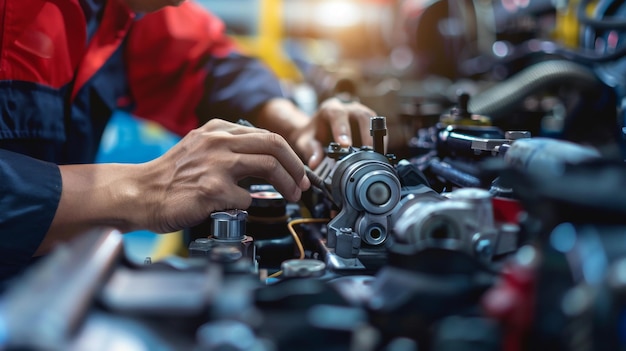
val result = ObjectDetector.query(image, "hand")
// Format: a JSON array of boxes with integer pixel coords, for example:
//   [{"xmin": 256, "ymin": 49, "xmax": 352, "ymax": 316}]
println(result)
[
  {"xmin": 257, "ymin": 98, "xmax": 377, "ymax": 170},
  {"xmin": 138, "ymin": 119, "xmax": 310, "ymax": 233}
]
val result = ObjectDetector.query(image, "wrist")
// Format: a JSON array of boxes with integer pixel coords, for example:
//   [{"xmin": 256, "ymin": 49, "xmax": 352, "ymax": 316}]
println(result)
[{"xmin": 256, "ymin": 98, "xmax": 309, "ymax": 146}]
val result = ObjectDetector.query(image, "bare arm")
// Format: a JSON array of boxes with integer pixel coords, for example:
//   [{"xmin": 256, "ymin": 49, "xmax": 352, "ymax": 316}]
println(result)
[{"xmin": 36, "ymin": 119, "xmax": 310, "ymax": 254}]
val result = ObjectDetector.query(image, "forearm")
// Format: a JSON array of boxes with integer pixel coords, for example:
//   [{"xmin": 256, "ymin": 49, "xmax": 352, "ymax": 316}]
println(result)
[
  {"xmin": 36, "ymin": 163, "xmax": 147, "ymax": 255},
  {"xmin": 256, "ymin": 98, "xmax": 310, "ymax": 146}
]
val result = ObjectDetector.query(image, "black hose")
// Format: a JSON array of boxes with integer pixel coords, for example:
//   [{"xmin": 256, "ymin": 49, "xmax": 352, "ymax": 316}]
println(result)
[
  {"xmin": 554, "ymin": 43, "xmax": 626, "ymax": 63},
  {"xmin": 577, "ymin": 0, "xmax": 626, "ymax": 30},
  {"xmin": 468, "ymin": 60, "xmax": 600, "ymax": 120}
]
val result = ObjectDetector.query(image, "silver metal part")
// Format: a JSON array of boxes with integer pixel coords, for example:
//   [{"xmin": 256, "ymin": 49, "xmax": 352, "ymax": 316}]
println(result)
[
  {"xmin": 469, "ymin": 130, "xmax": 531, "ymax": 154},
  {"xmin": 393, "ymin": 188, "xmax": 518, "ymax": 261},
  {"xmin": 211, "ymin": 210, "xmax": 248, "ymax": 241},
  {"xmin": 504, "ymin": 130, "xmax": 531, "ymax": 140},
  {"xmin": 282, "ymin": 259, "xmax": 326, "ymax": 278},
  {"xmin": 470, "ymin": 137, "xmax": 511, "ymax": 154},
  {"xmin": 335, "ymin": 227, "xmax": 361, "ymax": 258},
  {"xmin": 446, "ymin": 188, "xmax": 495, "ymax": 231},
  {"xmin": 327, "ymin": 150, "xmax": 401, "ymax": 247}
]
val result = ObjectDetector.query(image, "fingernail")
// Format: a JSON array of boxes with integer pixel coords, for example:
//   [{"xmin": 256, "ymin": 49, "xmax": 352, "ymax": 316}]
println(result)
[
  {"xmin": 291, "ymin": 188, "xmax": 302, "ymax": 202},
  {"xmin": 338, "ymin": 134, "xmax": 351, "ymax": 146},
  {"xmin": 300, "ymin": 174, "xmax": 311, "ymax": 190},
  {"xmin": 308, "ymin": 152, "xmax": 319, "ymax": 166}
]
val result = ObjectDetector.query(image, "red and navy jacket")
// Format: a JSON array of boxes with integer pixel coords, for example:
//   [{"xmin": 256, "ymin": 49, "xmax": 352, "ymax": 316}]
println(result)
[{"xmin": 0, "ymin": 0, "xmax": 284, "ymax": 283}]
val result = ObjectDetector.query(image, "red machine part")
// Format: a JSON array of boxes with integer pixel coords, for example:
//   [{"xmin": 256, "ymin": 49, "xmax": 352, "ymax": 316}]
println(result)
[{"xmin": 482, "ymin": 248, "xmax": 537, "ymax": 351}]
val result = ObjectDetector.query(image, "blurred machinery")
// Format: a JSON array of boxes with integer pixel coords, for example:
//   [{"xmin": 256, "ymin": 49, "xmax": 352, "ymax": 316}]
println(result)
[{"xmin": 4, "ymin": 0, "xmax": 626, "ymax": 350}]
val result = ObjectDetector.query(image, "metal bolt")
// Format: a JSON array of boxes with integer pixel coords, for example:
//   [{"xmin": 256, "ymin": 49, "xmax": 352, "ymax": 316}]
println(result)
[
  {"xmin": 505, "ymin": 131, "xmax": 531, "ymax": 140},
  {"xmin": 475, "ymin": 239, "xmax": 493, "ymax": 259},
  {"xmin": 330, "ymin": 142, "xmax": 341, "ymax": 151}
]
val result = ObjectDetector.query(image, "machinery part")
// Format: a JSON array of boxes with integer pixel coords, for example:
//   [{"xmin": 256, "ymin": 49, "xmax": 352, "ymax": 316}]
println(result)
[
  {"xmin": 393, "ymin": 188, "xmax": 517, "ymax": 260},
  {"xmin": 468, "ymin": 60, "xmax": 601, "ymax": 119},
  {"xmin": 189, "ymin": 210, "xmax": 256, "ymax": 274},
  {"xmin": 246, "ymin": 185, "xmax": 296, "ymax": 268},
  {"xmin": 427, "ymin": 159, "xmax": 482, "ymax": 188},
  {"xmin": 326, "ymin": 276, "xmax": 376, "ymax": 306},
  {"xmin": 0, "ymin": 228, "xmax": 124, "ymax": 349},
  {"xmin": 197, "ymin": 320, "xmax": 265, "ymax": 351},
  {"xmin": 334, "ymin": 227, "xmax": 361, "ymax": 259},
  {"xmin": 211, "ymin": 210, "xmax": 247, "ymax": 241},
  {"xmin": 503, "ymin": 137, "xmax": 601, "ymax": 175},
  {"xmin": 281, "ymin": 259, "xmax": 326, "ymax": 278},
  {"xmin": 101, "ymin": 266, "xmax": 220, "ymax": 315},
  {"xmin": 577, "ymin": 0, "xmax": 626, "ymax": 30},
  {"xmin": 439, "ymin": 92, "xmax": 491, "ymax": 127},
  {"xmin": 437, "ymin": 125, "xmax": 506, "ymax": 159},
  {"xmin": 327, "ymin": 149, "xmax": 401, "ymax": 248},
  {"xmin": 370, "ymin": 116, "xmax": 387, "ymax": 155}
]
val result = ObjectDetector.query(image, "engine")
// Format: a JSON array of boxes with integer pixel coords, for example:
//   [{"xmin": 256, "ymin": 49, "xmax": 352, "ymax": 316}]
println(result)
[{"xmin": 3, "ymin": 1, "xmax": 626, "ymax": 350}]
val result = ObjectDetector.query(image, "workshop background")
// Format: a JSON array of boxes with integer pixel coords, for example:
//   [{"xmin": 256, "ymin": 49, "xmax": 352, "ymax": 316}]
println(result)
[
  {"xmin": 5, "ymin": 1, "xmax": 626, "ymax": 350},
  {"xmin": 107, "ymin": 0, "xmax": 626, "ymax": 263}
]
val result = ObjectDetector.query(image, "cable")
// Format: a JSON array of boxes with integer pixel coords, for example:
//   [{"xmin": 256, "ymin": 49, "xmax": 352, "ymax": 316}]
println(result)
[
  {"xmin": 266, "ymin": 218, "xmax": 330, "ymax": 280},
  {"xmin": 305, "ymin": 166, "xmax": 339, "ymax": 208},
  {"xmin": 554, "ymin": 43, "xmax": 626, "ymax": 63},
  {"xmin": 577, "ymin": 0, "xmax": 626, "ymax": 30},
  {"xmin": 287, "ymin": 218, "xmax": 330, "ymax": 259},
  {"xmin": 267, "ymin": 270, "xmax": 283, "ymax": 279}
]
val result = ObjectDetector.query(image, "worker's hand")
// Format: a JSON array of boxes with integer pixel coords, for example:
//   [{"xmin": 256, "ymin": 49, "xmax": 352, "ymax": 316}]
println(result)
[
  {"xmin": 291, "ymin": 98, "xmax": 377, "ymax": 169},
  {"xmin": 255, "ymin": 97, "xmax": 378, "ymax": 169},
  {"xmin": 138, "ymin": 119, "xmax": 310, "ymax": 233}
]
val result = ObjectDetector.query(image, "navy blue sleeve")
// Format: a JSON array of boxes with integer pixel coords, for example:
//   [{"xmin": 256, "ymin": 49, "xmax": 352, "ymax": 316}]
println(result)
[
  {"xmin": 196, "ymin": 53, "xmax": 285, "ymax": 125},
  {"xmin": 0, "ymin": 149, "xmax": 61, "ymax": 281}
]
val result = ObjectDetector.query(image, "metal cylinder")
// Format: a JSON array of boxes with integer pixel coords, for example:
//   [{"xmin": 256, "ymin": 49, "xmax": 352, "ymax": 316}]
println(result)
[
  {"xmin": 211, "ymin": 210, "xmax": 248, "ymax": 241},
  {"xmin": 370, "ymin": 116, "xmax": 387, "ymax": 155}
]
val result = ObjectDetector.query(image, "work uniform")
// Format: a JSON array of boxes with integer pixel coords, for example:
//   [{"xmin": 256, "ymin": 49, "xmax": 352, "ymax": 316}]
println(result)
[{"xmin": 0, "ymin": 0, "xmax": 283, "ymax": 282}]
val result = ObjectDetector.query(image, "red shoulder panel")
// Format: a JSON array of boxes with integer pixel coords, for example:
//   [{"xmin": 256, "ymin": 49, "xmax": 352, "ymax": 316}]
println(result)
[
  {"xmin": 0, "ymin": 0, "xmax": 85, "ymax": 88},
  {"xmin": 125, "ymin": 1, "xmax": 237, "ymax": 136},
  {"xmin": 71, "ymin": 0, "xmax": 134, "ymax": 99}
]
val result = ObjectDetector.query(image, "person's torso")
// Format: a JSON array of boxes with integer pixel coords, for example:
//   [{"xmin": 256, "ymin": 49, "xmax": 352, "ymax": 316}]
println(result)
[{"xmin": 0, "ymin": 0, "xmax": 133, "ymax": 164}]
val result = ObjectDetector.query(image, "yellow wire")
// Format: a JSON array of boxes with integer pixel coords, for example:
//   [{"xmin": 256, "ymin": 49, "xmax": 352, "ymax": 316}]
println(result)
[
  {"xmin": 287, "ymin": 218, "xmax": 330, "ymax": 259},
  {"xmin": 267, "ymin": 270, "xmax": 283, "ymax": 279},
  {"xmin": 266, "ymin": 218, "xmax": 329, "ymax": 280}
]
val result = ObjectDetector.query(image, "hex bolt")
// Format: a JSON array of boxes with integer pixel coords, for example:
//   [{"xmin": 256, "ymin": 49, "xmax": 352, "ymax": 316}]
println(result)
[{"xmin": 475, "ymin": 239, "xmax": 493, "ymax": 260}]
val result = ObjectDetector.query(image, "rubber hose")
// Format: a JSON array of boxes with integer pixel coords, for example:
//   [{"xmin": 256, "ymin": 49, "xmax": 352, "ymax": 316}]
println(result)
[{"xmin": 468, "ymin": 60, "xmax": 600, "ymax": 120}]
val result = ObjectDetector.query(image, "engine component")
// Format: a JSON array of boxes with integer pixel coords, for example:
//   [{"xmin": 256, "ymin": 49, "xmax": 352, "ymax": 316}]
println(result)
[
  {"xmin": 327, "ymin": 149, "xmax": 401, "ymax": 247},
  {"xmin": 393, "ymin": 188, "xmax": 518, "ymax": 261},
  {"xmin": 189, "ymin": 210, "xmax": 257, "ymax": 274},
  {"xmin": 281, "ymin": 259, "xmax": 326, "ymax": 279}
]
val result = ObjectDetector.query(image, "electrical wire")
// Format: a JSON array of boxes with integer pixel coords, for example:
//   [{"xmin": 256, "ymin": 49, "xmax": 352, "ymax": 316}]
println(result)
[
  {"xmin": 287, "ymin": 218, "xmax": 330, "ymax": 259},
  {"xmin": 267, "ymin": 270, "xmax": 283, "ymax": 279},
  {"xmin": 266, "ymin": 218, "xmax": 330, "ymax": 280}
]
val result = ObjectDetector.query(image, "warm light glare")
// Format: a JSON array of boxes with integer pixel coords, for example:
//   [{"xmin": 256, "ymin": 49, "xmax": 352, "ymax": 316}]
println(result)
[{"xmin": 314, "ymin": 1, "xmax": 362, "ymax": 28}]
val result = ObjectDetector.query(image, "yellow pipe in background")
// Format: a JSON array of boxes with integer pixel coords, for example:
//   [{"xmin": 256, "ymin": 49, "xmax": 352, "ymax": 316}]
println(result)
[
  {"xmin": 553, "ymin": 0, "xmax": 599, "ymax": 48},
  {"xmin": 255, "ymin": 0, "xmax": 302, "ymax": 80}
]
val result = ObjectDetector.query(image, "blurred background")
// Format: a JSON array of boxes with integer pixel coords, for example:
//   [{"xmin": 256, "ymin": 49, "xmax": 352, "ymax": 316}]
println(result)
[
  {"xmin": 106, "ymin": 0, "xmax": 626, "ymax": 261},
  {"xmin": 195, "ymin": 0, "xmax": 626, "ymax": 157}
]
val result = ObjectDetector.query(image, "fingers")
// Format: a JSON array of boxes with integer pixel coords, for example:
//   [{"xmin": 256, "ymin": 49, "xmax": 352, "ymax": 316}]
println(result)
[
  {"xmin": 318, "ymin": 98, "xmax": 377, "ymax": 148},
  {"xmin": 305, "ymin": 139, "xmax": 324, "ymax": 169},
  {"xmin": 319, "ymin": 99, "xmax": 352, "ymax": 147},
  {"xmin": 223, "ymin": 133, "xmax": 310, "ymax": 202}
]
